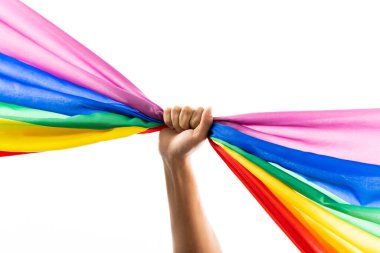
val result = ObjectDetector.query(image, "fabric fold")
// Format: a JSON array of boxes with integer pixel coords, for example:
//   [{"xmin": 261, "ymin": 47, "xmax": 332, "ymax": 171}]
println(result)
[{"xmin": 1, "ymin": 2, "xmax": 380, "ymax": 252}]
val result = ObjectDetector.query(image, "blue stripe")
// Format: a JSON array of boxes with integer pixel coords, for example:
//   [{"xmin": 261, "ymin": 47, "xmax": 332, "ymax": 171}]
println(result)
[
  {"xmin": 210, "ymin": 123, "xmax": 380, "ymax": 206},
  {"xmin": 0, "ymin": 52, "xmax": 161, "ymax": 123}
]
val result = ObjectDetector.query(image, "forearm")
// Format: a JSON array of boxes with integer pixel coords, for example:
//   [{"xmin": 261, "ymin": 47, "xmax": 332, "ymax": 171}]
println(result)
[{"xmin": 163, "ymin": 157, "xmax": 222, "ymax": 253}]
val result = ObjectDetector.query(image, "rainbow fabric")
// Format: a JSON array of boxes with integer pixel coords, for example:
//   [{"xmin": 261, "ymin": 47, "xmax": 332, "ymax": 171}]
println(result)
[{"xmin": 1, "ymin": 1, "xmax": 380, "ymax": 252}]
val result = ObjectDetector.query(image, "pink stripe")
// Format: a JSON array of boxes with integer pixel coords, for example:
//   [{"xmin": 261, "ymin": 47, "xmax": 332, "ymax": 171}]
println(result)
[
  {"xmin": 215, "ymin": 108, "xmax": 380, "ymax": 165},
  {"xmin": 0, "ymin": 0, "xmax": 162, "ymax": 120}
]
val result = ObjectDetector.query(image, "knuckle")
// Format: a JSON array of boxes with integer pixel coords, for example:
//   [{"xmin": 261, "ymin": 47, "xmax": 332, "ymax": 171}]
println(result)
[
  {"xmin": 173, "ymin": 106, "xmax": 181, "ymax": 112},
  {"xmin": 183, "ymin": 106, "xmax": 192, "ymax": 113},
  {"xmin": 196, "ymin": 106, "xmax": 204, "ymax": 112},
  {"xmin": 163, "ymin": 108, "xmax": 171, "ymax": 116}
]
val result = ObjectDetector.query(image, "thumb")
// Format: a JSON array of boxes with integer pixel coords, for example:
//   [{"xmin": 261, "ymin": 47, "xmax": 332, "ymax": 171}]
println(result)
[{"xmin": 193, "ymin": 106, "xmax": 213, "ymax": 141}]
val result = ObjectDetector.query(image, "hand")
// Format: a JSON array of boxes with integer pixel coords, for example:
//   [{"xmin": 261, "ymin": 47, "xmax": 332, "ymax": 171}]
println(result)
[
  {"xmin": 159, "ymin": 106, "xmax": 221, "ymax": 253},
  {"xmin": 159, "ymin": 106, "xmax": 213, "ymax": 162}
]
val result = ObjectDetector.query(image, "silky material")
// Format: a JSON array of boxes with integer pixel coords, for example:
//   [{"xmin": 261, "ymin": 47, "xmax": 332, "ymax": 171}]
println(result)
[
  {"xmin": 211, "ymin": 138, "xmax": 380, "ymax": 237},
  {"xmin": 0, "ymin": 151, "xmax": 30, "ymax": 157},
  {"xmin": 0, "ymin": 52, "xmax": 159, "ymax": 122},
  {"xmin": 0, "ymin": 118, "xmax": 147, "ymax": 152},
  {"xmin": 211, "ymin": 123, "xmax": 380, "ymax": 207},
  {"xmin": 210, "ymin": 139, "xmax": 347, "ymax": 252},
  {"xmin": 0, "ymin": 102, "xmax": 160, "ymax": 130},
  {"xmin": 215, "ymin": 141, "xmax": 380, "ymax": 252},
  {"xmin": 1, "ymin": 1, "xmax": 380, "ymax": 252},
  {"xmin": 210, "ymin": 140, "xmax": 350, "ymax": 253},
  {"xmin": 216, "ymin": 108, "xmax": 380, "ymax": 165},
  {"xmin": 209, "ymin": 140, "xmax": 326, "ymax": 253},
  {"xmin": 0, "ymin": 0, "xmax": 162, "ymax": 120}
]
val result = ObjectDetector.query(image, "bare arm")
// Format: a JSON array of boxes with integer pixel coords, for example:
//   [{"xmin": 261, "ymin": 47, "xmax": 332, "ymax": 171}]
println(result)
[{"xmin": 159, "ymin": 106, "xmax": 222, "ymax": 253}]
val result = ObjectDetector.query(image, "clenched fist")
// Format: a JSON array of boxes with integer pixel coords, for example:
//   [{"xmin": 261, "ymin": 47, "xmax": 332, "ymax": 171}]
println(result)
[{"xmin": 159, "ymin": 106, "xmax": 213, "ymax": 161}]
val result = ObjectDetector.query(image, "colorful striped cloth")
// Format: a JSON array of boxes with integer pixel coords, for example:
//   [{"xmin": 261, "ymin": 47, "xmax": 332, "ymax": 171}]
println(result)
[{"xmin": 1, "ymin": 1, "xmax": 380, "ymax": 252}]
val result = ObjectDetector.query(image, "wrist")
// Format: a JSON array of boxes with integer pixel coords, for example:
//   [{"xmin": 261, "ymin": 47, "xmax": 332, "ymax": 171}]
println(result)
[
  {"xmin": 161, "ymin": 154, "xmax": 189, "ymax": 168},
  {"xmin": 162, "ymin": 155, "xmax": 193, "ymax": 179}
]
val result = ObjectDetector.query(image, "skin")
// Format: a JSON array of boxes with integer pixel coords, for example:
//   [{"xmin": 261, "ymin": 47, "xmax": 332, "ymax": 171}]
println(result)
[{"xmin": 159, "ymin": 106, "xmax": 222, "ymax": 253}]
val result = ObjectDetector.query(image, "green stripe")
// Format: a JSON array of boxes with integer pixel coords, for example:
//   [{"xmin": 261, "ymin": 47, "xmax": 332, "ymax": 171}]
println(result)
[
  {"xmin": 321, "ymin": 205, "xmax": 380, "ymax": 237},
  {"xmin": 0, "ymin": 102, "xmax": 162, "ymax": 130},
  {"xmin": 269, "ymin": 162, "xmax": 349, "ymax": 204},
  {"xmin": 271, "ymin": 162, "xmax": 380, "ymax": 237},
  {"xmin": 211, "ymin": 137, "xmax": 380, "ymax": 237}
]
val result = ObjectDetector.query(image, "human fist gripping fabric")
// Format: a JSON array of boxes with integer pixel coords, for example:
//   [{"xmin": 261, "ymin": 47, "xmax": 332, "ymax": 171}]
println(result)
[
  {"xmin": 1, "ymin": 1, "xmax": 380, "ymax": 252},
  {"xmin": 159, "ymin": 106, "xmax": 213, "ymax": 159}
]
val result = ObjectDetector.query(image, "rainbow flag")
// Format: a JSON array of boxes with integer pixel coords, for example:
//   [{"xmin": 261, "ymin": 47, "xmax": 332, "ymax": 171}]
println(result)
[{"xmin": 1, "ymin": 1, "xmax": 380, "ymax": 252}]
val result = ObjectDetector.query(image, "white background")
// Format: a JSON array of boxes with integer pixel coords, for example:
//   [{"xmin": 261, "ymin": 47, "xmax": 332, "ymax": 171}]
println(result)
[{"xmin": 1, "ymin": 1, "xmax": 380, "ymax": 252}]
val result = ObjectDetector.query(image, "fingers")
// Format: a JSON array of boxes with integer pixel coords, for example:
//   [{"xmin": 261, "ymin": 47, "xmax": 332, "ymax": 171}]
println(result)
[
  {"xmin": 163, "ymin": 106, "xmax": 212, "ymax": 135},
  {"xmin": 179, "ymin": 106, "xmax": 193, "ymax": 130},
  {"xmin": 193, "ymin": 106, "xmax": 213, "ymax": 141},
  {"xmin": 171, "ymin": 106, "xmax": 182, "ymax": 132},
  {"xmin": 163, "ymin": 108, "xmax": 173, "ymax": 129},
  {"xmin": 190, "ymin": 107, "xmax": 204, "ymax": 129}
]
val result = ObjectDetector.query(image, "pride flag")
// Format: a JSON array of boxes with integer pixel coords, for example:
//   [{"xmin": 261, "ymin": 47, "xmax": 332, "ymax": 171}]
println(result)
[{"xmin": 1, "ymin": 1, "xmax": 380, "ymax": 251}]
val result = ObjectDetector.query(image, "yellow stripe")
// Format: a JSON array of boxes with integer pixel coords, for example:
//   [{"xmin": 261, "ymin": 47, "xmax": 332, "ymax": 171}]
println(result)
[
  {"xmin": 297, "ymin": 208, "xmax": 362, "ymax": 252},
  {"xmin": 216, "ymin": 142, "xmax": 380, "ymax": 252},
  {"xmin": 290, "ymin": 208, "xmax": 339, "ymax": 253},
  {"xmin": 0, "ymin": 118, "xmax": 146, "ymax": 152}
]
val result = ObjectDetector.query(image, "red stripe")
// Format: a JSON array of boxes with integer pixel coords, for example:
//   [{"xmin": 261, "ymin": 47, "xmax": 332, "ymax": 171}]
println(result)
[
  {"xmin": 138, "ymin": 125, "xmax": 166, "ymax": 134},
  {"xmin": 209, "ymin": 139, "xmax": 325, "ymax": 253},
  {"xmin": 0, "ymin": 151, "xmax": 31, "ymax": 157}
]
